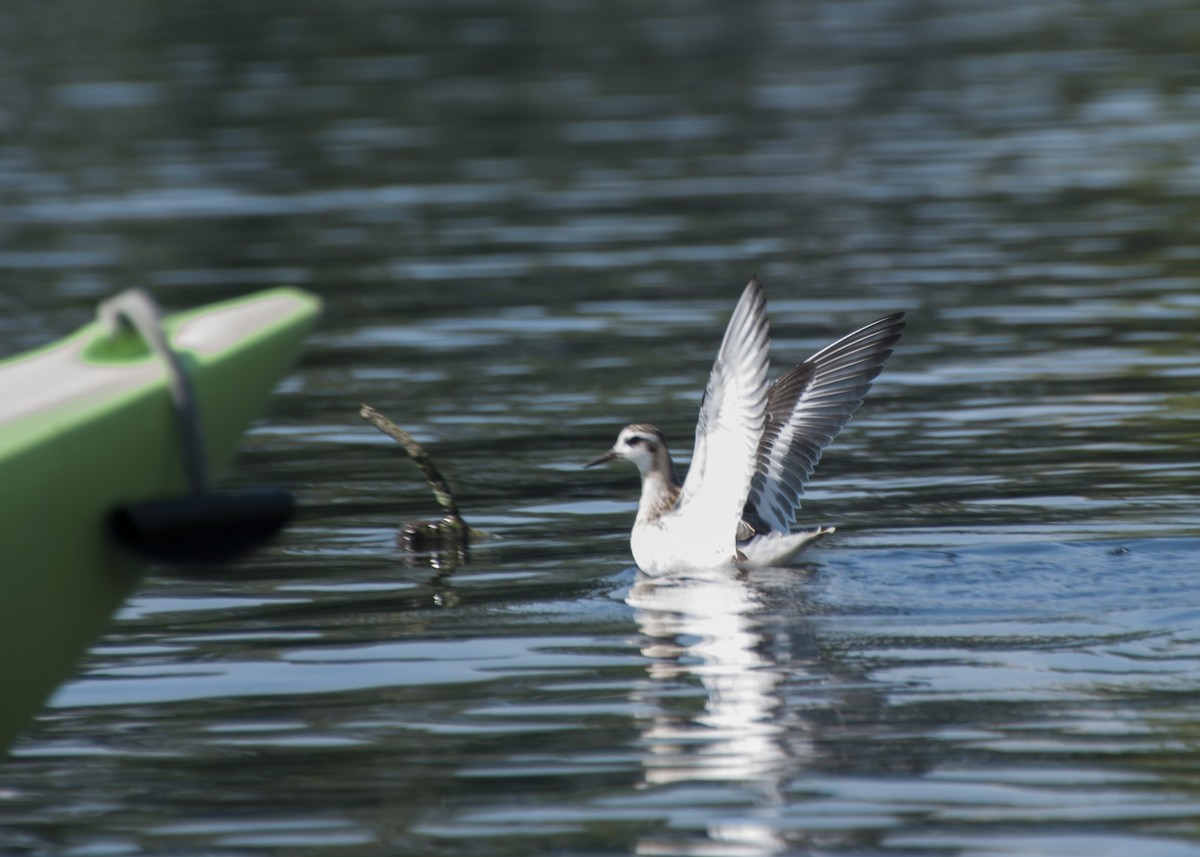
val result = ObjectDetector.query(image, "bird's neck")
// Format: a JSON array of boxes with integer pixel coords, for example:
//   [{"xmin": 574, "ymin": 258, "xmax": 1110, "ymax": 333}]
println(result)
[{"xmin": 637, "ymin": 455, "xmax": 680, "ymax": 523}]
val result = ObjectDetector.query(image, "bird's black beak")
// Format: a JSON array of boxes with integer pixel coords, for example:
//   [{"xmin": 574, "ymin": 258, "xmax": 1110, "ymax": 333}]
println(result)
[{"xmin": 583, "ymin": 450, "xmax": 617, "ymax": 469}]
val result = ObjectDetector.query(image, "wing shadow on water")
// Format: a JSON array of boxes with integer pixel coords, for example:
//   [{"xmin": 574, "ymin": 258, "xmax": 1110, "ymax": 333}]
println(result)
[{"xmin": 624, "ymin": 563, "xmax": 886, "ymax": 856}]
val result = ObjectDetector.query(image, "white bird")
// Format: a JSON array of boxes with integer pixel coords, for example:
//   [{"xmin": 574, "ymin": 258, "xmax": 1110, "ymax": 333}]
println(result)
[{"xmin": 586, "ymin": 277, "xmax": 904, "ymax": 573}]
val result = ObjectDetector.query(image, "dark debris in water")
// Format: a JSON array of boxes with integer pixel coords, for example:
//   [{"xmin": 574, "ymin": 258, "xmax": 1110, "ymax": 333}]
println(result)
[{"xmin": 360, "ymin": 403, "xmax": 490, "ymax": 571}]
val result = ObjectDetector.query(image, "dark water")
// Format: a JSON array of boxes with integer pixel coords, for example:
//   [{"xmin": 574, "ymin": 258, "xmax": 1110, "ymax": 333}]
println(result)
[{"xmin": 5, "ymin": 1, "xmax": 1200, "ymax": 854}]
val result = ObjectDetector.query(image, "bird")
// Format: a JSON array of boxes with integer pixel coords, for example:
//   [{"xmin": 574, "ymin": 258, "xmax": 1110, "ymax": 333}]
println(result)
[{"xmin": 585, "ymin": 277, "xmax": 904, "ymax": 573}]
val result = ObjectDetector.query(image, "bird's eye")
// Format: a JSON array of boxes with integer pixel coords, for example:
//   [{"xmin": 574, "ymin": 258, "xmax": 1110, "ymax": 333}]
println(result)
[{"xmin": 625, "ymin": 436, "xmax": 643, "ymax": 447}]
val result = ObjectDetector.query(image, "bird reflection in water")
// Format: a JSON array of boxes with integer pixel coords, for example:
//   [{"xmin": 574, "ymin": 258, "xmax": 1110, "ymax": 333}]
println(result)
[{"xmin": 627, "ymin": 564, "xmax": 824, "ymax": 856}]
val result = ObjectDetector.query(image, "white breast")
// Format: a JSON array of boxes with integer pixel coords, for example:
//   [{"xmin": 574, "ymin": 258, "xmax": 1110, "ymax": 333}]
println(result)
[{"xmin": 631, "ymin": 515, "xmax": 736, "ymax": 574}]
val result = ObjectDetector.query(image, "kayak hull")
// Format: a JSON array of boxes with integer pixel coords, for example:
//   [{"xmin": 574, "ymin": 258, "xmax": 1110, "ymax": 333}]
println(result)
[{"xmin": 0, "ymin": 287, "xmax": 320, "ymax": 751}]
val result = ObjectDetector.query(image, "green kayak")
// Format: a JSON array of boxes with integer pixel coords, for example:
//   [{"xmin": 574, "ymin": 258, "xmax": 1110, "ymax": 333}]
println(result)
[{"xmin": 0, "ymin": 287, "xmax": 320, "ymax": 751}]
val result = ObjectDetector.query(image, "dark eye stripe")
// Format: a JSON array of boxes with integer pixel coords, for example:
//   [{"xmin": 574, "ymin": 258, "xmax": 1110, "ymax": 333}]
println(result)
[{"xmin": 625, "ymin": 436, "xmax": 643, "ymax": 446}]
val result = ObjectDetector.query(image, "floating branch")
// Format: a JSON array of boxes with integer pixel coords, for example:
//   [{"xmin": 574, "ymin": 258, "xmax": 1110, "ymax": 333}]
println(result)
[
  {"xmin": 360, "ymin": 404, "xmax": 488, "ymax": 567},
  {"xmin": 361, "ymin": 404, "xmax": 461, "ymax": 519}
]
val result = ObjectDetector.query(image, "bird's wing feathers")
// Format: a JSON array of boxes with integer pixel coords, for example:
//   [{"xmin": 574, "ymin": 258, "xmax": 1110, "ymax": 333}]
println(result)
[
  {"xmin": 743, "ymin": 312, "xmax": 906, "ymax": 535},
  {"xmin": 676, "ymin": 278, "xmax": 771, "ymax": 547}
]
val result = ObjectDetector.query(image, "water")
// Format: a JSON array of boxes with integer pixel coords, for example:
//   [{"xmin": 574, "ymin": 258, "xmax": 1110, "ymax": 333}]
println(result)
[{"xmin": 4, "ymin": 0, "xmax": 1200, "ymax": 854}]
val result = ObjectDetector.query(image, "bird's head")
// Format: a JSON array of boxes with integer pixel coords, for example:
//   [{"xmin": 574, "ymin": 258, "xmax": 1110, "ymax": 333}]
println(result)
[{"xmin": 584, "ymin": 423, "xmax": 670, "ymax": 478}]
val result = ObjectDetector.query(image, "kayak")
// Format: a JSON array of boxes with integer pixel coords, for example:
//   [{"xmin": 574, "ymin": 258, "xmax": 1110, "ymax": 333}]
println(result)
[{"xmin": 0, "ymin": 287, "xmax": 320, "ymax": 751}]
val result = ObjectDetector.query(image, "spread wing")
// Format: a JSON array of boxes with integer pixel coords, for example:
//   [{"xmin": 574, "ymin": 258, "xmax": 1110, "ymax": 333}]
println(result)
[
  {"xmin": 742, "ymin": 312, "xmax": 906, "ymax": 535},
  {"xmin": 675, "ymin": 278, "xmax": 771, "ymax": 546}
]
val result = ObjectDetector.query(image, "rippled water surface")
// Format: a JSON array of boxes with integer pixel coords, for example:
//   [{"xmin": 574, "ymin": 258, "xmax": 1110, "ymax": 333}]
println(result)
[{"xmin": 4, "ymin": 1, "xmax": 1200, "ymax": 855}]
